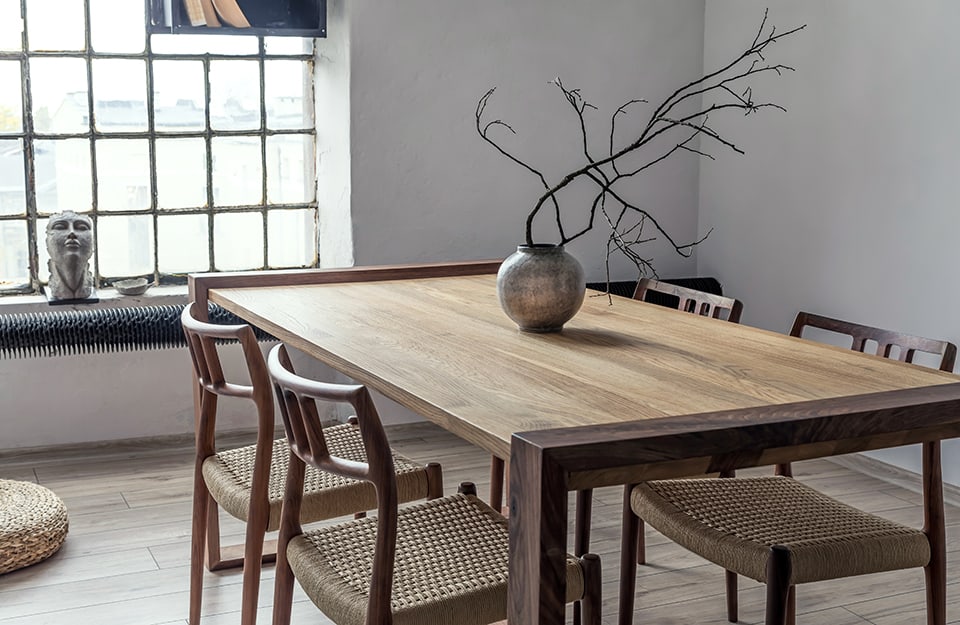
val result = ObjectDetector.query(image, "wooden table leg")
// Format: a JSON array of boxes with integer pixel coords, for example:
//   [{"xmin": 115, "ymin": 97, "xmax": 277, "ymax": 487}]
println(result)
[{"xmin": 508, "ymin": 438, "xmax": 568, "ymax": 625}]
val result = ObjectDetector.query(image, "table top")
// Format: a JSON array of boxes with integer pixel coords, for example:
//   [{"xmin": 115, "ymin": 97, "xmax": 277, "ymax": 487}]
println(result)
[{"xmin": 209, "ymin": 273, "xmax": 957, "ymax": 461}]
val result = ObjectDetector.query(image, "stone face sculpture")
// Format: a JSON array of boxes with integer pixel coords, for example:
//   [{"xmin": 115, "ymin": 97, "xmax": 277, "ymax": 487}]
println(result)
[{"xmin": 45, "ymin": 211, "xmax": 94, "ymax": 301}]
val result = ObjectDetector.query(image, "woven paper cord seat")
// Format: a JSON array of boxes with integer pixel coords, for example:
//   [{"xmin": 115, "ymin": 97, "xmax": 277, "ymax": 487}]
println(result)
[
  {"xmin": 0, "ymin": 479, "xmax": 69, "ymax": 575},
  {"xmin": 633, "ymin": 475, "xmax": 930, "ymax": 585},
  {"xmin": 203, "ymin": 424, "xmax": 428, "ymax": 531},
  {"xmin": 287, "ymin": 493, "xmax": 585, "ymax": 625}
]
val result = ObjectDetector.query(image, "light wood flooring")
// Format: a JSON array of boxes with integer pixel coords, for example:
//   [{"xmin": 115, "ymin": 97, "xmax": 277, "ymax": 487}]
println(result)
[{"xmin": 1, "ymin": 422, "xmax": 959, "ymax": 625}]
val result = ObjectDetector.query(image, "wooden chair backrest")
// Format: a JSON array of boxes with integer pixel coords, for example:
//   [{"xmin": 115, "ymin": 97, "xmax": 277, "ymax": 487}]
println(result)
[
  {"xmin": 633, "ymin": 278, "xmax": 743, "ymax": 323},
  {"xmin": 180, "ymin": 302, "xmax": 275, "ymax": 455},
  {"xmin": 790, "ymin": 311, "xmax": 957, "ymax": 372},
  {"xmin": 780, "ymin": 311, "xmax": 956, "ymax": 479},
  {"xmin": 267, "ymin": 343, "xmax": 399, "ymax": 623}
]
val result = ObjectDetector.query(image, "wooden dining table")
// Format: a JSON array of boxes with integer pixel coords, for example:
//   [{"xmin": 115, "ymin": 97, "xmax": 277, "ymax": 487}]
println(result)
[{"xmin": 189, "ymin": 260, "xmax": 960, "ymax": 625}]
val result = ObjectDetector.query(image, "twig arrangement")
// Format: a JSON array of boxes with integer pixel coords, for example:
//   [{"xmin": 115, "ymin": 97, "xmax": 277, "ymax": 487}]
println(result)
[{"xmin": 476, "ymin": 10, "xmax": 805, "ymax": 286}]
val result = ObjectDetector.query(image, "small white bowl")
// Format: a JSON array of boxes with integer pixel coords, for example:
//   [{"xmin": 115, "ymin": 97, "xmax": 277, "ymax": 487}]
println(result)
[{"xmin": 114, "ymin": 278, "xmax": 151, "ymax": 296}]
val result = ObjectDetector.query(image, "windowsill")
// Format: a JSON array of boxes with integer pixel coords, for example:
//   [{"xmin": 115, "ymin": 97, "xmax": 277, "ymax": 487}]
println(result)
[{"xmin": 0, "ymin": 285, "xmax": 189, "ymax": 314}]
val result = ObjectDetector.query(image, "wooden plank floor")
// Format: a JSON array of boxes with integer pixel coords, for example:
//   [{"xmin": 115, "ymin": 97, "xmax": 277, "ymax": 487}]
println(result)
[{"xmin": 1, "ymin": 422, "xmax": 958, "ymax": 624}]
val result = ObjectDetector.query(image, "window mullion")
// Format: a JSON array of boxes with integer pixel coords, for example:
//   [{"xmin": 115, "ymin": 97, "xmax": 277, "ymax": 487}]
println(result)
[
  {"xmin": 145, "ymin": 32, "xmax": 159, "ymax": 284},
  {"xmin": 83, "ymin": 0, "xmax": 100, "ymax": 289},
  {"xmin": 20, "ymin": 0, "xmax": 38, "ymax": 292}
]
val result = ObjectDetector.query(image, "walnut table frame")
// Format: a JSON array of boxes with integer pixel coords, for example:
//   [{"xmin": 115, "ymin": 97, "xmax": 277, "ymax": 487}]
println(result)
[{"xmin": 189, "ymin": 262, "xmax": 960, "ymax": 625}]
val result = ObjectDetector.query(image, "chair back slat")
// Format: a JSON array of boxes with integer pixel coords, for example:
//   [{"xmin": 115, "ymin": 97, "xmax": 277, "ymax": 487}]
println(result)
[{"xmin": 634, "ymin": 278, "xmax": 743, "ymax": 323}]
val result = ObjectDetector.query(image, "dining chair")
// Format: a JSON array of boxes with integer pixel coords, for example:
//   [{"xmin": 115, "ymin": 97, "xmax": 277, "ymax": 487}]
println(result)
[
  {"xmin": 620, "ymin": 312, "xmax": 956, "ymax": 625},
  {"xmin": 633, "ymin": 277, "xmax": 743, "ymax": 322},
  {"xmin": 267, "ymin": 343, "xmax": 603, "ymax": 625},
  {"xmin": 180, "ymin": 303, "xmax": 443, "ymax": 625}
]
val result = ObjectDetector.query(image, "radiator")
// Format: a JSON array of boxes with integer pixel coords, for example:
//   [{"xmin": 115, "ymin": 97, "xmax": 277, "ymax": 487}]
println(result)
[{"xmin": 0, "ymin": 304, "xmax": 275, "ymax": 359}]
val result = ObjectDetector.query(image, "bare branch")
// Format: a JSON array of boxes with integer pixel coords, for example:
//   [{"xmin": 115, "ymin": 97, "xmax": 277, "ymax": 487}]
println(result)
[{"xmin": 474, "ymin": 11, "xmax": 803, "ymax": 281}]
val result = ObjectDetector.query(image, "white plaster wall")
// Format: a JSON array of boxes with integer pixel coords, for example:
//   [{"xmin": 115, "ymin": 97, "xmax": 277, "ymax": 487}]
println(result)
[
  {"xmin": 344, "ymin": 0, "xmax": 706, "ymax": 283},
  {"xmin": 0, "ymin": 327, "xmax": 340, "ymax": 450},
  {"xmin": 699, "ymin": 1, "xmax": 960, "ymax": 484}
]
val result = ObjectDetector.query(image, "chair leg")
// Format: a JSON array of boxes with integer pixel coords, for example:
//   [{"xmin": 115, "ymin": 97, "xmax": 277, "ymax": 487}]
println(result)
[
  {"xmin": 238, "ymin": 496, "xmax": 271, "ymax": 625},
  {"xmin": 425, "ymin": 461, "xmax": 444, "ymax": 500},
  {"xmin": 189, "ymin": 470, "xmax": 210, "ymax": 625},
  {"xmin": 764, "ymin": 546, "xmax": 792, "ymax": 625},
  {"xmin": 636, "ymin": 516, "xmax": 646, "ymax": 565},
  {"xmin": 579, "ymin": 553, "xmax": 602, "ymax": 625},
  {"xmin": 575, "ymin": 489, "xmax": 593, "ymax": 555},
  {"xmin": 204, "ymin": 492, "xmax": 225, "ymax": 569},
  {"xmin": 925, "ymin": 541, "xmax": 947, "ymax": 625},
  {"xmin": 273, "ymin": 456, "xmax": 305, "ymax": 625},
  {"xmin": 490, "ymin": 455, "xmax": 504, "ymax": 512},
  {"xmin": 238, "ymin": 519, "xmax": 267, "ymax": 625},
  {"xmin": 573, "ymin": 489, "xmax": 593, "ymax": 625},
  {"xmin": 786, "ymin": 587, "xmax": 796, "ymax": 625},
  {"xmin": 272, "ymin": 547, "xmax": 296, "ymax": 625},
  {"xmin": 618, "ymin": 484, "xmax": 640, "ymax": 625},
  {"xmin": 725, "ymin": 569, "xmax": 738, "ymax": 622},
  {"xmin": 923, "ymin": 441, "xmax": 946, "ymax": 625}
]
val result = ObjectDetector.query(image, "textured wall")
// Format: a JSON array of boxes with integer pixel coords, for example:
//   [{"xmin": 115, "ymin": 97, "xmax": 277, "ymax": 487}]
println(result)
[{"xmin": 699, "ymin": 1, "xmax": 960, "ymax": 483}]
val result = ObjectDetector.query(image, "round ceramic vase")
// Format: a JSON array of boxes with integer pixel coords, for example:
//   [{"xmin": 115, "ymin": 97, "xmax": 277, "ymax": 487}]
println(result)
[{"xmin": 496, "ymin": 244, "xmax": 586, "ymax": 333}]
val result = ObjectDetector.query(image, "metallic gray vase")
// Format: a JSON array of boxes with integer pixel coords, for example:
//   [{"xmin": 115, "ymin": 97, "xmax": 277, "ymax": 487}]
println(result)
[{"xmin": 496, "ymin": 244, "xmax": 586, "ymax": 333}]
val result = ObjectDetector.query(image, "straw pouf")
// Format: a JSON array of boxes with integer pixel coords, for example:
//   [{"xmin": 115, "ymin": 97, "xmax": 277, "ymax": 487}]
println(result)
[{"xmin": 0, "ymin": 479, "xmax": 69, "ymax": 575}]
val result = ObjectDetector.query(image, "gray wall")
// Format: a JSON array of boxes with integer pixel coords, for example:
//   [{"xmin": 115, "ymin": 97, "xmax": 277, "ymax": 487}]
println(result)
[
  {"xmin": 699, "ymin": 1, "xmax": 960, "ymax": 483},
  {"xmin": 341, "ymin": 0, "xmax": 706, "ymax": 281}
]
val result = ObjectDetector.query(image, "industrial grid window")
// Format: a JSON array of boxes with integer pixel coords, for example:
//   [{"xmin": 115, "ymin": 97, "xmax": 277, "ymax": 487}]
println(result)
[{"xmin": 0, "ymin": 0, "xmax": 318, "ymax": 296}]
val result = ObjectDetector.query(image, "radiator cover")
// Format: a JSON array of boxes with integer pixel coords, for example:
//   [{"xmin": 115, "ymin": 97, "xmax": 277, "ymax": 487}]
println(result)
[{"xmin": 0, "ymin": 304, "xmax": 275, "ymax": 359}]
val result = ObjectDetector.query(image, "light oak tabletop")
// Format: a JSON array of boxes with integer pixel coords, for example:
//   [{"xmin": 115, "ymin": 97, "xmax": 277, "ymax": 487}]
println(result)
[{"xmin": 209, "ymin": 273, "xmax": 957, "ymax": 461}]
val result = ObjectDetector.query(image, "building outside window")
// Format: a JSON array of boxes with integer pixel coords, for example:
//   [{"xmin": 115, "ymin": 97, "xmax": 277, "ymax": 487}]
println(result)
[{"xmin": 0, "ymin": 0, "xmax": 318, "ymax": 295}]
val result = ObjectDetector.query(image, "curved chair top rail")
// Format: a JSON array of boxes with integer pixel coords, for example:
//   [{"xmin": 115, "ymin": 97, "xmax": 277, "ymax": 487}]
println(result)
[
  {"xmin": 790, "ymin": 311, "xmax": 957, "ymax": 372},
  {"xmin": 633, "ymin": 277, "xmax": 743, "ymax": 323},
  {"xmin": 180, "ymin": 301, "xmax": 269, "ymax": 402}
]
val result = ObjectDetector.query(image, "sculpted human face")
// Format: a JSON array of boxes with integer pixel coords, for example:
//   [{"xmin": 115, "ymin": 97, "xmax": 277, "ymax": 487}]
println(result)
[{"xmin": 46, "ymin": 212, "xmax": 93, "ymax": 262}]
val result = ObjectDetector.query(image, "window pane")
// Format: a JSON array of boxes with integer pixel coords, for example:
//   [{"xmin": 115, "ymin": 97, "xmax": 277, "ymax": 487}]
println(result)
[
  {"xmin": 151, "ymin": 34, "xmax": 257, "ymax": 56},
  {"xmin": 214, "ymin": 212, "xmax": 262, "ymax": 270},
  {"xmin": 98, "ymin": 214, "xmax": 154, "ymax": 276},
  {"xmin": 158, "ymin": 214, "xmax": 208, "ymax": 273},
  {"xmin": 265, "ymin": 60, "xmax": 312, "ymax": 130},
  {"xmin": 96, "ymin": 139, "xmax": 150, "ymax": 211},
  {"xmin": 35, "ymin": 139, "xmax": 92, "ymax": 215},
  {"xmin": 268, "ymin": 209, "xmax": 313, "ymax": 268},
  {"xmin": 264, "ymin": 38, "xmax": 311, "ymax": 56},
  {"xmin": 0, "ymin": 139, "xmax": 24, "ymax": 216},
  {"xmin": 266, "ymin": 134, "xmax": 314, "ymax": 204},
  {"xmin": 156, "ymin": 138, "xmax": 206, "ymax": 208},
  {"xmin": 93, "ymin": 59, "xmax": 148, "ymax": 132},
  {"xmin": 0, "ymin": 220, "xmax": 29, "ymax": 288},
  {"xmin": 90, "ymin": 0, "xmax": 144, "ymax": 53},
  {"xmin": 0, "ymin": 61, "xmax": 22, "ymax": 134},
  {"xmin": 153, "ymin": 60, "xmax": 205, "ymax": 132},
  {"xmin": 210, "ymin": 60, "xmax": 260, "ymax": 131},
  {"xmin": 0, "ymin": 4, "xmax": 23, "ymax": 52},
  {"xmin": 31, "ymin": 58, "xmax": 88, "ymax": 134},
  {"xmin": 212, "ymin": 136, "xmax": 262, "ymax": 206},
  {"xmin": 26, "ymin": 0, "xmax": 85, "ymax": 51}
]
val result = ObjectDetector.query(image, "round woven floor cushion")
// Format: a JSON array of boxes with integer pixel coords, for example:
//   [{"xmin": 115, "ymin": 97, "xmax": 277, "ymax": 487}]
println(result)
[{"xmin": 0, "ymin": 479, "xmax": 69, "ymax": 575}]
